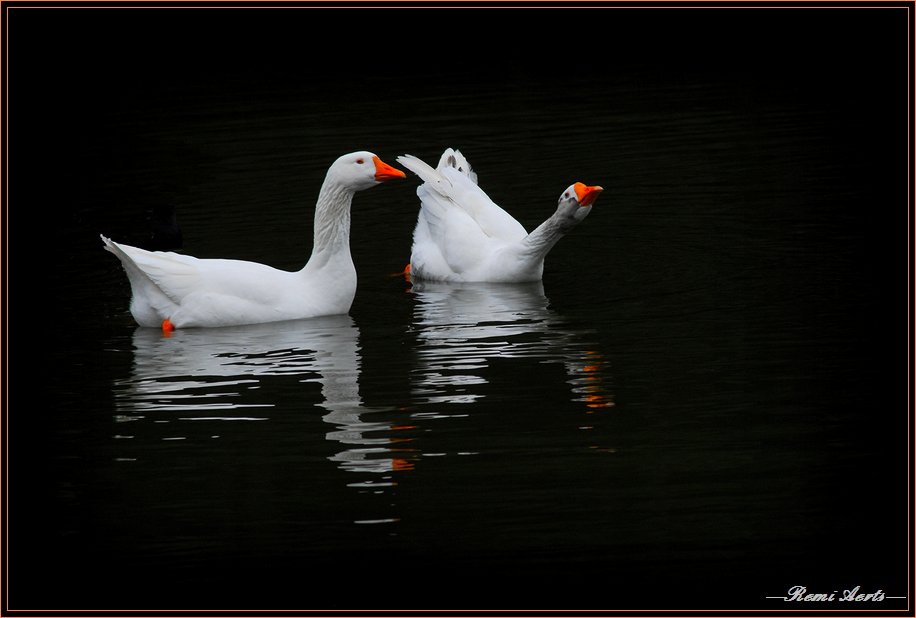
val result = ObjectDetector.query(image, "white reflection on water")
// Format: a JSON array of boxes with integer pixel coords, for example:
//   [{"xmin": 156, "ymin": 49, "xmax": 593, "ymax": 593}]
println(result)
[
  {"xmin": 409, "ymin": 281, "xmax": 614, "ymax": 411},
  {"xmin": 113, "ymin": 281, "xmax": 614, "ymax": 484},
  {"xmin": 114, "ymin": 316, "xmax": 407, "ymax": 476}
]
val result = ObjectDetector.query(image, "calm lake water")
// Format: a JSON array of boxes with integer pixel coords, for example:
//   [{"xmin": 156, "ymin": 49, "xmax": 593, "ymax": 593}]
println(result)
[{"xmin": 8, "ymin": 6, "xmax": 910, "ymax": 612}]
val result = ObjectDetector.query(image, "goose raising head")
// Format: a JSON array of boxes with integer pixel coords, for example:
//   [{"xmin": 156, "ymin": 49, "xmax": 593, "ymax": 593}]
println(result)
[
  {"xmin": 555, "ymin": 182, "xmax": 604, "ymax": 231},
  {"xmin": 398, "ymin": 148, "xmax": 605, "ymax": 283}
]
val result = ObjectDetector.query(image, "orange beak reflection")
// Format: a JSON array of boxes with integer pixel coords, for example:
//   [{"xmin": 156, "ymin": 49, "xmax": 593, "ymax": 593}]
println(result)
[{"xmin": 574, "ymin": 182, "xmax": 603, "ymax": 207}]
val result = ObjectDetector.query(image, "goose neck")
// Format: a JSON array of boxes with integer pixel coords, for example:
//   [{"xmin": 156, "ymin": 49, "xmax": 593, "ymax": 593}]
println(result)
[
  {"xmin": 309, "ymin": 179, "xmax": 355, "ymax": 264},
  {"xmin": 520, "ymin": 212, "xmax": 570, "ymax": 262}
]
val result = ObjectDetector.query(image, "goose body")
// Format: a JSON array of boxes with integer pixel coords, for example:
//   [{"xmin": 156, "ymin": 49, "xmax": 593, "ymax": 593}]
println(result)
[
  {"xmin": 397, "ymin": 149, "xmax": 602, "ymax": 283},
  {"xmin": 103, "ymin": 151, "xmax": 405, "ymax": 329}
]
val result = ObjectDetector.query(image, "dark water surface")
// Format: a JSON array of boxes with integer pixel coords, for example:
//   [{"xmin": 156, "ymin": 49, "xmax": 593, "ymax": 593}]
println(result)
[{"xmin": 7, "ymin": 5, "xmax": 911, "ymax": 612}]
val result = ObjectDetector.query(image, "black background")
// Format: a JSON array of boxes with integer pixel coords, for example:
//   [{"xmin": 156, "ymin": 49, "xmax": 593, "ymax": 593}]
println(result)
[{"xmin": 3, "ymin": 2, "xmax": 912, "ymax": 613}]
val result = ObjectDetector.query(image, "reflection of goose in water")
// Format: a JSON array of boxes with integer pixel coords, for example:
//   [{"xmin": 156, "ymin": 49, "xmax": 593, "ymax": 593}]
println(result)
[
  {"xmin": 409, "ymin": 281, "xmax": 614, "ymax": 411},
  {"xmin": 115, "ymin": 317, "xmax": 410, "ymax": 477}
]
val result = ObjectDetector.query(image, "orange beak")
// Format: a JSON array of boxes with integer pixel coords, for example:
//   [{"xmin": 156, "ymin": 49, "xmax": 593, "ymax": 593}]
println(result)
[
  {"xmin": 574, "ymin": 182, "xmax": 603, "ymax": 207},
  {"xmin": 373, "ymin": 155, "xmax": 407, "ymax": 181}
]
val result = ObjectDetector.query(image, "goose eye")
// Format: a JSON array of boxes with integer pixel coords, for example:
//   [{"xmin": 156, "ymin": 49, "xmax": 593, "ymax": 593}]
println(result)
[{"xmin": 356, "ymin": 158, "xmax": 364, "ymax": 164}]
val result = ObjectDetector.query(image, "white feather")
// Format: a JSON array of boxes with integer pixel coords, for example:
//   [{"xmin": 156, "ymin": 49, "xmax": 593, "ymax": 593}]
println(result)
[
  {"xmin": 400, "ymin": 149, "xmax": 600, "ymax": 283},
  {"xmin": 103, "ymin": 151, "xmax": 404, "ymax": 328}
]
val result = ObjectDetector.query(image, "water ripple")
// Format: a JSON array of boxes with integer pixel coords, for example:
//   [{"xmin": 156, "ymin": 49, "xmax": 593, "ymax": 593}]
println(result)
[{"xmin": 409, "ymin": 281, "xmax": 614, "ymax": 411}]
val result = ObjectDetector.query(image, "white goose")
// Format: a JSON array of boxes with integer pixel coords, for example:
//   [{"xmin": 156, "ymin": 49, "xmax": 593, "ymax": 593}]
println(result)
[
  {"xmin": 397, "ymin": 148, "xmax": 602, "ymax": 283},
  {"xmin": 102, "ymin": 151, "xmax": 405, "ymax": 331}
]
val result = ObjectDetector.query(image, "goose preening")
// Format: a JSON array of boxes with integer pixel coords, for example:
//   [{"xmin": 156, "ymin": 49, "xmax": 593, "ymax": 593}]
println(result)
[
  {"xmin": 397, "ymin": 148, "xmax": 603, "ymax": 283},
  {"xmin": 102, "ymin": 151, "xmax": 406, "ymax": 331}
]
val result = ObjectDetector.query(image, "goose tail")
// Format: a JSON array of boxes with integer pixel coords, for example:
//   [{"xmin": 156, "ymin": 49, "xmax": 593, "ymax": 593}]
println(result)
[
  {"xmin": 101, "ymin": 233, "xmax": 117, "ymax": 252},
  {"xmin": 100, "ymin": 234, "xmax": 183, "ymax": 327}
]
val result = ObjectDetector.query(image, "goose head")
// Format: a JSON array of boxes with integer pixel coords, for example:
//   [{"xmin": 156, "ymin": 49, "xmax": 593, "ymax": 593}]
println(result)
[
  {"xmin": 328, "ymin": 151, "xmax": 406, "ymax": 191},
  {"xmin": 555, "ymin": 182, "xmax": 603, "ymax": 227}
]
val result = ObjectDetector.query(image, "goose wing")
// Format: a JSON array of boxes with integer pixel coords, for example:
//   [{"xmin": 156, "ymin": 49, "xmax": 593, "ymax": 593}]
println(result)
[{"xmin": 398, "ymin": 150, "xmax": 527, "ymax": 244}]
